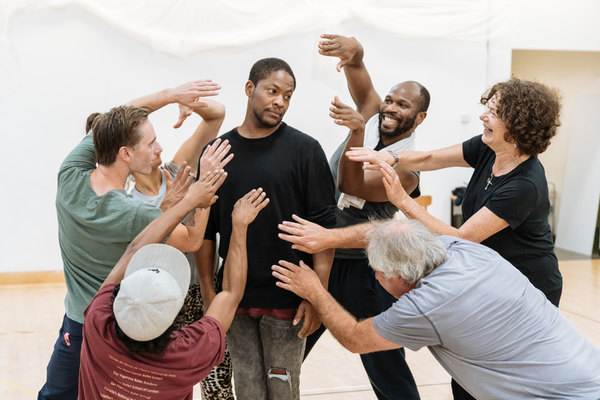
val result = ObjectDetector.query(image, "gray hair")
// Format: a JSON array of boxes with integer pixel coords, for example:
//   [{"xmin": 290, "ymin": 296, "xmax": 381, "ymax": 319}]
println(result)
[{"xmin": 366, "ymin": 219, "xmax": 447, "ymax": 284}]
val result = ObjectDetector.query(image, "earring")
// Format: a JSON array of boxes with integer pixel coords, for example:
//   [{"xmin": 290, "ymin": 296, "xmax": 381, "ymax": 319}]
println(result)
[{"xmin": 513, "ymin": 142, "xmax": 517, "ymax": 148}]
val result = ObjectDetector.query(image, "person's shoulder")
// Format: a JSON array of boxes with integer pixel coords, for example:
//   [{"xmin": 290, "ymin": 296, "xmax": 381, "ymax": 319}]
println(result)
[
  {"xmin": 280, "ymin": 123, "xmax": 321, "ymax": 147},
  {"xmin": 84, "ymin": 284, "xmax": 116, "ymax": 322},
  {"xmin": 218, "ymin": 128, "xmax": 239, "ymax": 141}
]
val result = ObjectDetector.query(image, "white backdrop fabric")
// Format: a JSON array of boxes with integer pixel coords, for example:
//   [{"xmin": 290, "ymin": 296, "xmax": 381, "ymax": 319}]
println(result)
[{"xmin": 1, "ymin": 0, "xmax": 512, "ymax": 56}]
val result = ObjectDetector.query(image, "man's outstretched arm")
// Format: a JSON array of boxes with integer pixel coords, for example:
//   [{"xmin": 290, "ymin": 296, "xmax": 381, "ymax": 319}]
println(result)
[
  {"xmin": 278, "ymin": 215, "xmax": 376, "ymax": 254},
  {"xmin": 272, "ymin": 260, "xmax": 401, "ymax": 354},
  {"xmin": 126, "ymin": 80, "xmax": 220, "ymax": 118}
]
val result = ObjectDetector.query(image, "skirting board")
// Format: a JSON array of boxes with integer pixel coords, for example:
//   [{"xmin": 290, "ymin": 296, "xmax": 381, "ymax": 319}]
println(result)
[{"xmin": 0, "ymin": 271, "xmax": 65, "ymax": 285}]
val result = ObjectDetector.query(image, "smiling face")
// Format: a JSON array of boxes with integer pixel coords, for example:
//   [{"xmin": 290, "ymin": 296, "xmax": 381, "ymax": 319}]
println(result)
[
  {"xmin": 479, "ymin": 93, "xmax": 510, "ymax": 150},
  {"xmin": 378, "ymin": 82, "xmax": 423, "ymax": 138},
  {"xmin": 128, "ymin": 120, "xmax": 163, "ymax": 175},
  {"xmin": 246, "ymin": 70, "xmax": 295, "ymax": 129}
]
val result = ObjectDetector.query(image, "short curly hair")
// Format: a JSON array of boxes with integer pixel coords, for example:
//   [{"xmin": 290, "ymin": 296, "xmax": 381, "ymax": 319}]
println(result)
[{"xmin": 481, "ymin": 78, "xmax": 561, "ymax": 157}]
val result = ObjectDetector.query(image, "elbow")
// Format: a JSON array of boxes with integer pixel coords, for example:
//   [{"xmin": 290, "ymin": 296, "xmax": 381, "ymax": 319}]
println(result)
[
  {"xmin": 200, "ymin": 102, "xmax": 226, "ymax": 121},
  {"xmin": 215, "ymin": 103, "xmax": 226, "ymax": 119}
]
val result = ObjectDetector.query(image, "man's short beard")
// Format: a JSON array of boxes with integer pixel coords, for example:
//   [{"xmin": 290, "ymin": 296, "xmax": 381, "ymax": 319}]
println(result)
[
  {"xmin": 253, "ymin": 109, "xmax": 282, "ymax": 129},
  {"xmin": 378, "ymin": 111, "xmax": 417, "ymax": 138}
]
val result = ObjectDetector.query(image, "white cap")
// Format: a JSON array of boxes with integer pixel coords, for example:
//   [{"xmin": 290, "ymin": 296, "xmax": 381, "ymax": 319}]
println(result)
[{"xmin": 113, "ymin": 244, "xmax": 190, "ymax": 342}]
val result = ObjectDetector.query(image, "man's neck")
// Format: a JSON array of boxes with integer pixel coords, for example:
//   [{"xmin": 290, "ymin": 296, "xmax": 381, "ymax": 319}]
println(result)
[
  {"xmin": 90, "ymin": 163, "xmax": 129, "ymax": 196},
  {"xmin": 237, "ymin": 117, "xmax": 282, "ymax": 139},
  {"xmin": 133, "ymin": 168, "xmax": 163, "ymax": 196},
  {"xmin": 380, "ymin": 130, "xmax": 414, "ymax": 147}
]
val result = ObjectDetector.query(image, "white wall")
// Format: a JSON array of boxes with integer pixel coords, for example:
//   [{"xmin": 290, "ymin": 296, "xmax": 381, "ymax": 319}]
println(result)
[{"xmin": 1, "ymin": 1, "xmax": 599, "ymax": 273}]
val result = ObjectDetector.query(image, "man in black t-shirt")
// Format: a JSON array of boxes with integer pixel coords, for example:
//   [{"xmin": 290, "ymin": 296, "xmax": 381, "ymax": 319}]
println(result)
[{"xmin": 196, "ymin": 58, "xmax": 336, "ymax": 400}]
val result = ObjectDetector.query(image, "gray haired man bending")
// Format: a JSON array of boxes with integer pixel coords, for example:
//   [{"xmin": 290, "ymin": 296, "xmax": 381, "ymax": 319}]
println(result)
[{"xmin": 273, "ymin": 219, "xmax": 600, "ymax": 400}]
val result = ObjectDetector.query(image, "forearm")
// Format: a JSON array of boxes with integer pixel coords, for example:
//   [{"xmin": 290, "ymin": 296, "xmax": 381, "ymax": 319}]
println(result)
[
  {"xmin": 343, "ymin": 60, "xmax": 381, "ymax": 118},
  {"xmin": 307, "ymin": 285, "xmax": 364, "ymax": 352},
  {"xmin": 311, "ymin": 248, "xmax": 334, "ymax": 288},
  {"xmin": 338, "ymin": 128, "xmax": 366, "ymax": 195},
  {"xmin": 165, "ymin": 208, "xmax": 209, "ymax": 252},
  {"xmin": 195, "ymin": 239, "xmax": 217, "ymax": 303},
  {"xmin": 401, "ymin": 197, "xmax": 459, "ymax": 236},
  {"xmin": 330, "ymin": 222, "xmax": 376, "ymax": 249},
  {"xmin": 126, "ymin": 88, "xmax": 176, "ymax": 113},
  {"xmin": 221, "ymin": 223, "xmax": 248, "ymax": 302}
]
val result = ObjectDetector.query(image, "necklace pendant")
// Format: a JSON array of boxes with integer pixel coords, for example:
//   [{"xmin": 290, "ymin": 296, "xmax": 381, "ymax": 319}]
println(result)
[{"xmin": 485, "ymin": 175, "xmax": 493, "ymax": 190}]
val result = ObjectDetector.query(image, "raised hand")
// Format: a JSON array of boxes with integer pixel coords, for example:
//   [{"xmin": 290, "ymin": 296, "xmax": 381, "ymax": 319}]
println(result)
[
  {"xmin": 318, "ymin": 34, "xmax": 363, "ymax": 72},
  {"xmin": 171, "ymin": 80, "xmax": 221, "ymax": 127},
  {"xmin": 160, "ymin": 162, "xmax": 193, "ymax": 211},
  {"xmin": 173, "ymin": 104, "xmax": 193, "ymax": 129},
  {"xmin": 232, "ymin": 188, "xmax": 270, "ymax": 227},
  {"xmin": 329, "ymin": 96, "xmax": 364, "ymax": 131},
  {"xmin": 278, "ymin": 214, "xmax": 329, "ymax": 254},
  {"xmin": 187, "ymin": 169, "xmax": 227, "ymax": 209},
  {"xmin": 379, "ymin": 162, "xmax": 409, "ymax": 209},
  {"xmin": 199, "ymin": 138, "xmax": 234, "ymax": 175}
]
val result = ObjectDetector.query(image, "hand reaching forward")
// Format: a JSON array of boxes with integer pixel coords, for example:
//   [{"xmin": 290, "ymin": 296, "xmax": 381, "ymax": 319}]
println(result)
[
  {"xmin": 199, "ymin": 138, "xmax": 234, "ymax": 175},
  {"xmin": 379, "ymin": 162, "xmax": 410, "ymax": 209},
  {"xmin": 329, "ymin": 96, "xmax": 364, "ymax": 131},
  {"xmin": 231, "ymin": 188, "xmax": 270, "ymax": 227},
  {"xmin": 186, "ymin": 169, "xmax": 227, "ymax": 209},
  {"xmin": 278, "ymin": 214, "xmax": 329, "ymax": 254},
  {"xmin": 345, "ymin": 147, "xmax": 394, "ymax": 171},
  {"xmin": 272, "ymin": 260, "xmax": 322, "ymax": 306},
  {"xmin": 318, "ymin": 34, "xmax": 363, "ymax": 72},
  {"xmin": 272, "ymin": 260, "xmax": 324, "ymax": 337},
  {"xmin": 160, "ymin": 162, "xmax": 193, "ymax": 211}
]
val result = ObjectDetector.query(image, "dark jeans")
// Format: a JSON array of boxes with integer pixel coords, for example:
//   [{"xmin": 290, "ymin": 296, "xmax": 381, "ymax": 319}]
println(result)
[
  {"xmin": 38, "ymin": 314, "xmax": 83, "ymax": 400},
  {"xmin": 304, "ymin": 258, "xmax": 420, "ymax": 400},
  {"xmin": 451, "ymin": 286, "xmax": 563, "ymax": 400}
]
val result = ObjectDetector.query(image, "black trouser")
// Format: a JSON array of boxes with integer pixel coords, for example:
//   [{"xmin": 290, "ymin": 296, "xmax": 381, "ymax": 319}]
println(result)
[
  {"xmin": 304, "ymin": 257, "xmax": 421, "ymax": 400},
  {"xmin": 451, "ymin": 286, "xmax": 563, "ymax": 400}
]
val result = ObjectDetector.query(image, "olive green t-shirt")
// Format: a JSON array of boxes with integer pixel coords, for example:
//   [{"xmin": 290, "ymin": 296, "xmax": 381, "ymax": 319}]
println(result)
[{"xmin": 56, "ymin": 135, "xmax": 162, "ymax": 323}]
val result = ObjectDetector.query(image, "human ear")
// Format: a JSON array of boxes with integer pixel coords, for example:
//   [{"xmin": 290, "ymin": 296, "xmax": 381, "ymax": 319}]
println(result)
[{"xmin": 244, "ymin": 80, "xmax": 254, "ymax": 97}]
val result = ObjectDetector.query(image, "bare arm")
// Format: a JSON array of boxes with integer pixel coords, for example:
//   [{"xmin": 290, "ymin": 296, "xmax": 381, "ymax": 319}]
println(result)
[
  {"xmin": 379, "ymin": 162, "xmax": 508, "ymax": 242},
  {"xmin": 331, "ymin": 97, "xmax": 418, "ymax": 201},
  {"xmin": 126, "ymin": 80, "xmax": 221, "ymax": 115},
  {"xmin": 278, "ymin": 215, "xmax": 376, "ymax": 253},
  {"xmin": 102, "ymin": 170, "xmax": 226, "ymax": 287},
  {"xmin": 172, "ymin": 99, "xmax": 226, "ymax": 173},
  {"xmin": 205, "ymin": 189, "xmax": 270, "ymax": 332},
  {"xmin": 195, "ymin": 239, "xmax": 217, "ymax": 311},
  {"xmin": 272, "ymin": 260, "xmax": 400, "ymax": 353},
  {"xmin": 347, "ymin": 143, "xmax": 470, "ymax": 172},
  {"xmin": 319, "ymin": 34, "xmax": 381, "ymax": 120},
  {"xmin": 165, "ymin": 207, "xmax": 210, "ymax": 253}
]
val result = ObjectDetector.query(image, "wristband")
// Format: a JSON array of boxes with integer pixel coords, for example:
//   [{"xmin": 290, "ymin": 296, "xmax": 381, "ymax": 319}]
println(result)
[{"xmin": 388, "ymin": 150, "xmax": 399, "ymax": 167}]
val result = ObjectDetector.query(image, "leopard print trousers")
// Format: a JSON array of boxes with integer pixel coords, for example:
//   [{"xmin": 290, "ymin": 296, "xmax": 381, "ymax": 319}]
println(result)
[{"xmin": 181, "ymin": 283, "xmax": 234, "ymax": 400}]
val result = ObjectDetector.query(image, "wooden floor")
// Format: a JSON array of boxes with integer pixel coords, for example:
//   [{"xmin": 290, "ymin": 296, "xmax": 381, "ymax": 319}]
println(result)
[{"xmin": 1, "ymin": 258, "xmax": 598, "ymax": 399}]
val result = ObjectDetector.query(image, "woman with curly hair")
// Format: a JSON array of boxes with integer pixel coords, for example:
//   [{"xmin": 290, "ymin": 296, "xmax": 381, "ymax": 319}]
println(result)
[{"xmin": 346, "ymin": 78, "xmax": 563, "ymax": 399}]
